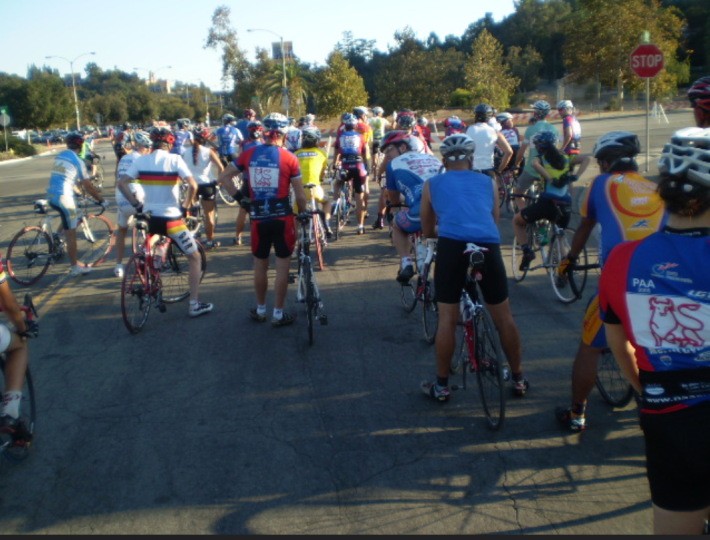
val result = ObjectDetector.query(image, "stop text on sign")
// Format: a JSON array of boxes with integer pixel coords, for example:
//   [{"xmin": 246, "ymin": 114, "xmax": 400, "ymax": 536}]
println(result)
[{"xmin": 630, "ymin": 44, "xmax": 664, "ymax": 78}]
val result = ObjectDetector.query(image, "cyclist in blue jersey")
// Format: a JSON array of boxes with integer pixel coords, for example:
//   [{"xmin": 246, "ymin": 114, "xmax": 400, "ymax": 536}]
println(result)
[
  {"xmin": 46, "ymin": 132, "xmax": 109, "ymax": 277},
  {"xmin": 235, "ymin": 109, "xmax": 256, "ymax": 141},
  {"xmin": 170, "ymin": 119, "xmax": 193, "ymax": 155},
  {"xmin": 233, "ymin": 121, "xmax": 264, "ymax": 246},
  {"xmin": 380, "ymin": 131, "xmax": 442, "ymax": 283},
  {"xmin": 211, "ymin": 114, "xmax": 243, "ymax": 168}
]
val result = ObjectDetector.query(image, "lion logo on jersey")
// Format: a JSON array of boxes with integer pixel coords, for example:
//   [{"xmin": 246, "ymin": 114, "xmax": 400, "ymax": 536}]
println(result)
[{"xmin": 649, "ymin": 297, "xmax": 705, "ymax": 348}]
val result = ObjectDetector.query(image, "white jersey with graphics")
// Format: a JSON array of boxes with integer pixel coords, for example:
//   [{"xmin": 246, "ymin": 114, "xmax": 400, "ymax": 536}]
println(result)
[
  {"xmin": 182, "ymin": 145, "xmax": 215, "ymax": 185},
  {"xmin": 116, "ymin": 151, "xmax": 145, "ymax": 205},
  {"xmin": 466, "ymin": 123, "xmax": 498, "ymax": 170}
]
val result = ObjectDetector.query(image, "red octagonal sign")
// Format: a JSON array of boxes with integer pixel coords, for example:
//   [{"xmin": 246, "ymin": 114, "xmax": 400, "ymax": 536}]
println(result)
[{"xmin": 630, "ymin": 44, "xmax": 664, "ymax": 78}]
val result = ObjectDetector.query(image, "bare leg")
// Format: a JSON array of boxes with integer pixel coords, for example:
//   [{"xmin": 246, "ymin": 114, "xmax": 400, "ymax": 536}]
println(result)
[
  {"xmin": 434, "ymin": 303, "xmax": 459, "ymax": 378},
  {"xmin": 115, "ymin": 226, "xmax": 128, "ymax": 265},
  {"xmin": 64, "ymin": 228, "xmax": 79, "ymax": 266},
  {"xmin": 486, "ymin": 299, "xmax": 523, "ymax": 374},
  {"xmin": 273, "ymin": 255, "xmax": 291, "ymax": 310},
  {"xmin": 653, "ymin": 504, "xmax": 710, "ymax": 535},
  {"xmin": 571, "ymin": 341, "xmax": 603, "ymax": 405},
  {"xmin": 202, "ymin": 199, "xmax": 216, "ymax": 242},
  {"xmin": 253, "ymin": 256, "xmax": 269, "ymax": 306}
]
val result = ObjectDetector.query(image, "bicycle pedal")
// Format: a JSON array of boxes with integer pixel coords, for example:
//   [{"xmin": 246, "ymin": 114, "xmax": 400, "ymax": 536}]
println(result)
[{"xmin": 319, "ymin": 315, "xmax": 328, "ymax": 325}]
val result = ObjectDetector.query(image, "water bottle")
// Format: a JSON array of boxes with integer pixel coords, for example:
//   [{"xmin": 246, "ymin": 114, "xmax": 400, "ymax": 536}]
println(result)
[
  {"xmin": 536, "ymin": 224, "xmax": 549, "ymax": 246},
  {"xmin": 153, "ymin": 240, "xmax": 168, "ymax": 270},
  {"xmin": 416, "ymin": 241, "xmax": 427, "ymax": 272}
]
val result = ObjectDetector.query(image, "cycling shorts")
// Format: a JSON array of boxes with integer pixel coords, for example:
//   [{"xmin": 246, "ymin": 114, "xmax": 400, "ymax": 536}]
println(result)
[
  {"xmin": 434, "ymin": 238, "xmax": 508, "ymax": 305},
  {"xmin": 113, "ymin": 145, "xmax": 127, "ymax": 160},
  {"xmin": 641, "ymin": 400, "xmax": 710, "ymax": 511},
  {"xmin": 581, "ymin": 292, "xmax": 606, "ymax": 348},
  {"xmin": 394, "ymin": 211, "xmax": 422, "ymax": 234},
  {"xmin": 219, "ymin": 153, "xmax": 238, "ymax": 169},
  {"xmin": 48, "ymin": 195, "xmax": 78, "ymax": 229},
  {"xmin": 372, "ymin": 140, "xmax": 382, "ymax": 153},
  {"xmin": 196, "ymin": 184, "xmax": 216, "ymax": 202},
  {"xmin": 0, "ymin": 323, "xmax": 12, "ymax": 354},
  {"xmin": 147, "ymin": 216, "xmax": 198, "ymax": 256},
  {"xmin": 343, "ymin": 165, "xmax": 366, "ymax": 194},
  {"xmin": 294, "ymin": 185, "xmax": 328, "ymax": 214},
  {"xmin": 520, "ymin": 198, "xmax": 571, "ymax": 229},
  {"xmin": 251, "ymin": 216, "xmax": 296, "ymax": 259}
]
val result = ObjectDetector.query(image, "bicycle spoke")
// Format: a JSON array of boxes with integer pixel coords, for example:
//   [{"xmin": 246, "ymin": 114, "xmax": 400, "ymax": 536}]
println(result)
[
  {"xmin": 76, "ymin": 215, "xmax": 113, "ymax": 268},
  {"xmin": 6, "ymin": 227, "xmax": 53, "ymax": 286},
  {"xmin": 475, "ymin": 308, "xmax": 506, "ymax": 430},
  {"xmin": 121, "ymin": 253, "xmax": 151, "ymax": 334},
  {"xmin": 596, "ymin": 348, "xmax": 635, "ymax": 407}
]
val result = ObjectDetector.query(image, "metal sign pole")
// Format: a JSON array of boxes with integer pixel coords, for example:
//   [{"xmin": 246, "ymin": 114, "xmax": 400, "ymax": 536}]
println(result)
[{"xmin": 645, "ymin": 78, "xmax": 650, "ymax": 173}]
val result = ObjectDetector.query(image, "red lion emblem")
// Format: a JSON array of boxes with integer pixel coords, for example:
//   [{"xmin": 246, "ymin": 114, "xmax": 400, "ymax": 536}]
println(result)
[{"xmin": 649, "ymin": 297, "xmax": 705, "ymax": 348}]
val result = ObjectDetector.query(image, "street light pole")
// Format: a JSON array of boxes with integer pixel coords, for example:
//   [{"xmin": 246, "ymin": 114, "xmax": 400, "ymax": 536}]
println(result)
[
  {"xmin": 248, "ymin": 28, "xmax": 289, "ymax": 116},
  {"xmin": 46, "ymin": 51, "xmax": 95, "ymax": 131}
]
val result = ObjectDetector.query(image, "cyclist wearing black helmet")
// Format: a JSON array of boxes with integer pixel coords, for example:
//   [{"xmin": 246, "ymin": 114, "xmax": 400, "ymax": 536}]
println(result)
[
  {"xmin": 465, "ymin": 104, "xmax": 513, "ymax": 180},
  {"xmin": 112, "ymin": 122, "xmax": 134, "ymax": 177},
  {"xmin": 236, "ymin": 109, "xmax": 257, "ymax": 140}
]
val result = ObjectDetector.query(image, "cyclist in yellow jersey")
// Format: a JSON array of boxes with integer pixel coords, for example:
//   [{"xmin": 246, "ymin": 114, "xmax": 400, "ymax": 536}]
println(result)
[{"xmin": 294, "ymin": 128, "xmax": 333, "ymax": 238}]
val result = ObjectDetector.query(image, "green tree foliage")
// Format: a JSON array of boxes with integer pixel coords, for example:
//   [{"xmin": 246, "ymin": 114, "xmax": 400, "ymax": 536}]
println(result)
[
  {"xmin": 506, "ymin": 45, "xmax": 543, "ymax": 93},
  {"xmin": 662, "ymin": 0, "xmax": 710, "ymax": 71},
  {"xmin": 463, "ymin": 30, "xmax": 520, "ymax": 109},
  {"xmin": 204, "ymin": 5, "xmax": 251, "ymax": 94},
  {"xmin": 261, "ymin": 61, "xmax": 313, "ymax": 117},
  {"xmin": 375, "ymin": 29, "xmax": 463, "ymax": 113},
  {"xmin": 313, "ymin": 52, "xmax": 368, "ymax": 119},
  {"xmin": 564, "ymin": 0, "xmax": 688, "ymax": 108}
]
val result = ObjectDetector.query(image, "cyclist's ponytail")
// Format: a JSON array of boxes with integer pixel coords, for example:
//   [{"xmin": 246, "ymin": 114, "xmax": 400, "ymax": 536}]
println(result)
[
  {"xmin": 192, "ymin": 137, "xmax": 200, "ymax": 166},
  {"xmin": 542, "ymin": 145, "xmax": 567, "ymax": 171}
]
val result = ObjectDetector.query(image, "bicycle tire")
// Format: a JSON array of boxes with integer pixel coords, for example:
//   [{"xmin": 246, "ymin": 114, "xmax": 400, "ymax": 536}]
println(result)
[
  {"xmin": 312, "ymin": 213, "xmax": 325, "ymax": 271},
  {"xmin": 567, "ymin": 246, "xmax": 591, "ymax": 302},
  {"xmin": 132, "ymin": 225, "xmax": 147, "ymax": 256},
  {"xmin": 218, "ymin": 182, "xmax": 239, "ymax": 206},
  {"xmin": 160, "ymin": 240, "xmax": 206, "ymax": 303},
  {"xmin": 0, "ymin": 358, "xmax": 36, "ymax": 463},
  {"xmin": 121, "ymin": 253, "xmax": 151, "ymax": 334},
  {"xmin": 421, "ymin": 265, "xmax": 437, "ymax": 345},
  {"xmin": 547, "ymin": 228, "xmax": 583, "ymax": 303},
  {"xmin": 596, "ymin": 348, "xmax": 635, "ymax": 407},
  {"xmin": 332, "ymin": 200, "xmax": 343, "ymax": 241},
  {"xmin": 75, "ymin": 215, "xmax": 114, "ymax": 268},
  {"xmin": 475, "ymin": 307, "xmax": 506, "ymax": 430},
  {"xmin": 5, "ymin": 227, "xmax": 53, "ymax": 286},
  {"xmin": 511, "ymin": 231, "xmax": 529, "ymax": 283},
  {"xmin": 304, "ymin": 258, "xmax": 315, "ymax": 346}
]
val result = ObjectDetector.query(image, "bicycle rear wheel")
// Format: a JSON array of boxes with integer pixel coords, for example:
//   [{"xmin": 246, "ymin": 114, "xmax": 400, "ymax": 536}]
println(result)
[
  {"xmin": 304, "ymin": 258, "xmax": 315, "ymax": 345},
  {"xmin": 548, "ymin": 228, "xmax": 587, "ymax": 304},
  {"xmin": 511, "ymin": 231, "xmax": 529, "ymax": 283},
  {"xmin": 160, "ymin": 241, "xmax": 206, "ymax": 303},
  {"xmin": 475, "ymin": 308, "xmax": 506, "ymax": 430},
  {"xmin": 218, "ymin": 180, "xmax": 239, "ymax": 206},
  {"xmin": 596, "ymin": 348, "xmax": 634, "ymax": 407},
  {"xmin": 421, "ymin": 266, "xmax": 437, "ymax": 345},
  {"xmin": 76, "ymin": 215, "xmax": 114, "ymax": 268},
  {"xmin": 0, "ymin": 359, "xmax": 36, "ymax": 463},
  {"xmin": 312, "ymin": 215, "xmax": 325, "ymax": 271},
  {"xmin": 121, "ymin": 253, "xmax": 151, "ymax": 334},
  {"xmin": 6, "ymin": 227, "xmax": 53, "ymax": 286}
]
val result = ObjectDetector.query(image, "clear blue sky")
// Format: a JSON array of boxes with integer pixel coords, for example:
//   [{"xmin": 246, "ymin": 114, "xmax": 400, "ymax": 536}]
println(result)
[{"xmin": 1, "ymin": 0, "xmax": 517, "ymax": 91}]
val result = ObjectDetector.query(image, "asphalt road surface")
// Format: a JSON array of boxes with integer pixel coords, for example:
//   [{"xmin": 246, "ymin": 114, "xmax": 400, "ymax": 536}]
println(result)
[{"xmin": 0, "ymin": 111, "xmax": 693, "ymax": 534}]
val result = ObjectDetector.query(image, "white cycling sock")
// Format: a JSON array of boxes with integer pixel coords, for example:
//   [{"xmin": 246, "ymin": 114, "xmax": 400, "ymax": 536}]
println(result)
[
  {"xmin": 2, "ymin": 391, "xmax": 21, "ymax": 419},
  {"xmin": 401, "ymin": 257, "xmax": 413, "ymax": 268},
  {"xmin": 273, "ymin": 308, "xmax": 283, "ymax": 320},
  {"xmin": 256, "ymin": 305, "xmax": 266, "ymax": 316}
]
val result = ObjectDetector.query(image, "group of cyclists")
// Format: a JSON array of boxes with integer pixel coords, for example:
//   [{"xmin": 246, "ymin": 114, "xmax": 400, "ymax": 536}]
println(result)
[{"xmin": 3, "ymin": 75, "xmax": 710, "ymax": 533}]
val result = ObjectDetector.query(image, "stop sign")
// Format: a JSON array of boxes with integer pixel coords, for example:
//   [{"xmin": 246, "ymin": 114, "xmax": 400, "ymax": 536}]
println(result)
[{"xmin": 630, "ymin": 44, "xmax": 664, "ymax": 78}]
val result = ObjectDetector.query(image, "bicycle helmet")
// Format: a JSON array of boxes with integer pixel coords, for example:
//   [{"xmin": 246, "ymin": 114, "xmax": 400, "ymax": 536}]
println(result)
[
  {"xmin": 306, "ymin": 113, "xmax": 316, "ymax": 124},
  {"xmin": 262, "ymin": 112, "xmax": 289, "ymax": 136},
  {"xmin": 592, "ymin": 131, "xmax": 641, "ymax": 160},
  {"xmin": 301, "ymin": 127, "xmax": 321, "ymax": 145},
  {"xmin": 247, "ymin": 120, "xmax": 263, "ymax": 139},
  {"xmin": 372, "ymin": 107, "xmax": 384, "ymax": 116},
  {"xmin": 132, "ymin": 130, "xmax": 153, "ymax": 148},
  {"xmin": 496, "ymin": 112, "xmax": 513, "ymax": 124},
  {"xmin": 557, "ymin": 100, "xmax": 574, "ymax": 112},
  {"xmin": 474, "ymin": 103, "xmax": 493, "ymax": 123},
  {"xmin": 122, "ymin": 122, "xmax": 131, "ymax": 130},
  {"xmin": 396, "ymin": 112, "xmax": 416, "ymax": 130},
  {"xmin": 65, "ymin": 131, "xmax": 85, "ymax": 150},
  {"xmin": 222, "ymin": 113, "xmax": 235, "ymax": 124},
  {"xmin": 531, "ymin": 129, "xmax": 559, "ymax": 149},
  {"xmin": 353, "ymin": 106, "xmax": 369, "ymax": 119},
  {"xmin": 342, "ymin": 113, "xmax": 358, "ymax": 128},
  {"xmin": 440, "ymin": 134, "xmax": 476, "ymax": 161},
  {"xmin": 150, "ymin": 127, "xmax": 176, "ymax": 145},
  {"xmin": 380, "ymin": 131, "xmax": 412, "ymax": 152},
  {"xmin": 191, "ymin": 127, "xmax": 210, "ymax": 143},
  {"xmin": 658, "ymin": 127, "xmax": 710, "ymax": 187},
  {"xmin": 287, "ymin": 117, "xmax": 296, "ymax": 126},
  {"xmin": 417, "ymin": 117, "xmax": 428, "ymax": 126},
  {"xmin": 243, "ymin": 108, "xmax": 256, "ymax": 119},
  {"xmin": 532, "ymin": 100, "xmax": 551, "ymax": 119},
  {"xmin": 688, "ymin": 76, "xmax": 710, "ymax": 127},
  {"xmin": 298, "ymin": 116, "xmax": 308, "ymax": 127},
  {"xmin": 445, "ymin": 115, "xmax": 462, "ymax": 128}
]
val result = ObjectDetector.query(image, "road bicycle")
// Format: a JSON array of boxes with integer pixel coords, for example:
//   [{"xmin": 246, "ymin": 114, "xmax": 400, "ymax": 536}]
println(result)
[
  {"xmin": 184, "ymin": 186, "xmax": 219, "ymax": 243},
  {"xmin": 121, "ymin": 213, "xmax": 207, "ymax": 334},
  {"xmin": 303, "ymin": 183, "xmax": 328, "ymax": 271},
  {"xmin": 329, "ymin": 166, "xmax": 354, "ymax": 241},
  {"xmin": 5, "ymin": 198, "xmax": 114, "ymax": 286},
  {"xmin": 449, "ymin": 243, "xmax": 506, "ymax": 431},
  {"xmin": 419, "ymin": 239, "xmax": 438, "ymax": 345},
  {"xmin": 498, "ymin": 168, "xmax": 518, "ymax": 215},
  {"xmin": 294, "ymin": 211, "xmax": 328, "ymax": 346},
  {"xmin": 510, "ymin": 198, "xmax": 588, "ymax": 304},
  {"xmin": 0, "ymin": 294, "xmax": 38, "ymax": 466}
]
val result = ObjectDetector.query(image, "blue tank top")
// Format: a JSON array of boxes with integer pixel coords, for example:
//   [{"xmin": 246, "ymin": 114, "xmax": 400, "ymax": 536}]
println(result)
[{"xmin": 428, "ymin": 169, "xmax": 500, "ymax": 244}]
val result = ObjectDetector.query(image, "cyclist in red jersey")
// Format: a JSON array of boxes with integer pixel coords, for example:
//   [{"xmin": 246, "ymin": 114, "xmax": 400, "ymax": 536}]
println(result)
[
  {"xmin": 688, "ymin": 76, "xmax": 710, "ymax": 128},
  {"xmin": 417, "ymin": 117, "xmax": 433, "ymax": 148}
]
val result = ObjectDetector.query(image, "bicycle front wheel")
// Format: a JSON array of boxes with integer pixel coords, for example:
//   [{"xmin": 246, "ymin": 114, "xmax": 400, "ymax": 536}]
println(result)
[
  {"xmin": 218, "ymin": 181, "xmax": 239, "ymax": 206},
  {"xmin": 475, "ymin": 308, "xmax": 506, "ymax": 431},
  {"xmin": 93, "ymin": 164, "xmax": 105, "ymax": 192},
  {"xmin": 121, "ymin": 253, "xmax": 151, "ymax": 334},
  {"xmin": 0, "ymin": 359, "xmax": 36, "ymax": 463},
  {"xmin": 6, "ymin": 227, "xmax": 53, "ymax": 286},
  {"xmin": 312, "ymin": 215, "xmax": 325, "ymax": 271},
  {"xmin": 511, "ymin": 231, "xmax": 529, "ymax": 283},
  {"xmin": 596, "ymin": 348, "xmax": 634, "ymax": 407},
  {"xmin": 160, "ymin": 241, "xmax": 206, "ymax": 303},
  {"xmin": 76, "ymin": 215, "xmax": 114, "ymax": 268},
  {"xmin": 547, "ymin": 229, "xmax": 580, "ymax": 303}
]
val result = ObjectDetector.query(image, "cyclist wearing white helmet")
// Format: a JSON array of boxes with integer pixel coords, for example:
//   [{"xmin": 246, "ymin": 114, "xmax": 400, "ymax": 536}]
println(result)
[
  {"xmin": 113, "ymin": 131, "xmax": 152, "ymax": 278},
  {"xmin": 218, "ymin": 112, "xmax": 307, "ymax": 326},
  {"xmin": 419, "ymin": 134, "xmax": 527, "ymax": 401},
  {"xmin": 496, "ymin": 112, "xmax": 521, "ymax": 171},
  {"xmin": 513, "ymin": 100, "xmax": 559, "ymax": 212},
  {"xmin": 557, "ymin": 100, "xmax": 582, "ymax": 156},
  {"xmin": 417, "ymin": 117, "xmax": 433, "ymax": 148}
]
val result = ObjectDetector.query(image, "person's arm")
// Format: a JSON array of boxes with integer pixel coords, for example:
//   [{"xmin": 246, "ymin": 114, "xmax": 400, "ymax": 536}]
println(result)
[
  {"xmin": 291, "ymin": 176, "xmax": 307, "ymax": 213},
  {"xmin": 570, "ymin": 154, "xmax": 591, "ymax": 178},
  {"xmin": 496, "ymin": 132, "xmax": 513, "ymax": 172},
  {"xmin": 209, "ymin": 150, "xmax": 225, "ymax": 175},
  {"xmin": 80, "ymin": 178, "xmax": 106, "ymax": 205},
  {"xmin": 217, "ymin": 164, "xmax": 241, "ymax": 197},
  {"xmin": 562, "ymin": 122, "xmax": 573, "ymax": 154},
  {"xmin": 117, "ymin": 175, "xmax": 140, "ymax": 207},
  {"xmin": 491, "ymin": 176, "xmax": 500, "ymax": 225},
  {"xmin": 0, "ymin": 280, "xmax": 27, "ymax": 333},
  {"xmin": 604, "ymin": 323, "xmax": 642, "ymax": 394},
  {"xmin": 515, "ymin": 142, "xmax": 528, "ymax": 169},
  {"xmin": 420, "ymin": 181, "xmax": 437, "ymax": 239},
  {"xmin": 531, "ymin": 157, "xmax": 551, "ymax": 182}
]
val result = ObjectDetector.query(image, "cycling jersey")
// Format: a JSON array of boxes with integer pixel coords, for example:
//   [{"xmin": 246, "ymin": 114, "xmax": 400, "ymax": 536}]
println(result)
[
  {"xmin": 294, "ymin": 147, "xmax": 328, "ymax": 187},
  {"xmin": 501, "ymin": 127, "xmax": 521, "ymax": 150},
  {"xmin": 182, "ymin": 145, "xmax": 215, "ymax": 185},
  {"xmin": 116, "ymin": 151, "xmax": 145, "ymax": 204},
  {"xmin": 241, "ymin": 139, "xmax": 263, "ymax": 153},
  {"xmin": 336, "ymin": 129, "xmax": 367, "ymax": 164},
  {"xmin": 114, "ymin": 130, "xmax": 131, "ymax": 150},
  {"xmin": 600, "ymin": 228, "xmax": 710, "ymax": 413},
  {"xmin": 537, "ymin": 154, "xmax": 575, "ymax": 203},
  {"xmin": 419, "ymin": 126, "xmax": 433, "ymax": 146},
  {"xmin": 171, "ymin": 130, "xmax": 193, "ymax": 155},
  {"xmin": 236, "ymin": 144, "xmax": 301, "ymax": 221},
  {"xmin": 428, "ymin": 169, "xmax": 499, "ymax": 244},
  {"xmin": 521, "ymin": 121, "xmax": 559, "ymax": 178},
  {"xmin": 235, "ymin": 119, "xmax": 251, "ymax": 141},
  {"xmin": 386, "ymin": 152, "xmax": 441, "ymax": 218},
  {"xmin": 466, "ymin": 123, "xmax": 498, "ymax": 171},
  {"xmin": 582, "ymin": 172, "xmax": 667, "ymax": 266},
  {"xmin": 444, "ymin": 120, "xmax": 466, "ymax": 137},
  {"xmin": 284, "ymin": 127, "xmax": 302, "ymax": 153},
  {"xmin": 124, "ymin": 149, "xmax": 193, "ymax": 218},
  {"xmin": 561, "ymin": 115, "xmax": 582, "ymax": 154},
  {"xmin": 47, "ymin": 149, "xmax": 88, "ymax": 197},
  {"xmin": 215, "ymin": 125, "xmax": 243, "ymax": 156},
  {"xmin": 368, "ymin": 117, "xmax": 389, "ymax": 141}
]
